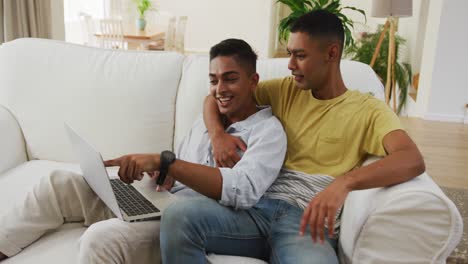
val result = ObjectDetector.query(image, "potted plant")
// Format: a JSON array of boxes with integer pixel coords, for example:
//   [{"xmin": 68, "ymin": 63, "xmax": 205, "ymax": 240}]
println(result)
[
  {"xmin": 344, "ymin": 24, "xmax": 412, "ymax": 114},
  {"xmin": 133, "ymin": 0, "xmax": 155, "ymax": 31},
  {"xmin": 276, "ymin": 0, "xmax": 365, "ymax": 48}
]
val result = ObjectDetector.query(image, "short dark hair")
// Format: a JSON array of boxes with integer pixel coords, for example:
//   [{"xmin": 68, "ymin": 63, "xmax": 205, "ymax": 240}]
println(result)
[
  {"xmin": 290, "ymin": 10, "xmax": 344, "ymax": 53},
  {"xmin": 209, "ymin": 39, "xmax": 258, "ymax": 74}
]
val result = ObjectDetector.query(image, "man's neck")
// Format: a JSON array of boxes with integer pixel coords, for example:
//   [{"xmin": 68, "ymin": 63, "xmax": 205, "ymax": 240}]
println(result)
[
  {"xmin": 312, "ymin": 70, "xmax": 347, "ymax": 100},
  {"xmin": 223, "ymin": 103, "xmax": 259, "ymax": 128}
]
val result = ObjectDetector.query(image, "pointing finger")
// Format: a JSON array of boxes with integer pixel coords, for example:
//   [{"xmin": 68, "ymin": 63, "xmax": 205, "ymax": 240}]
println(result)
[{"xmin": 104, "ymin": 158, "xmax": 120, "ymax": 167}]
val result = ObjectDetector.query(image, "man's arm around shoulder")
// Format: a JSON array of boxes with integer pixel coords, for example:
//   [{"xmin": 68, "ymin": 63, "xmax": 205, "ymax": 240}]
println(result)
[{"xmin": 203, "ymin": 95, "xmax": 247, "ymax": 168}]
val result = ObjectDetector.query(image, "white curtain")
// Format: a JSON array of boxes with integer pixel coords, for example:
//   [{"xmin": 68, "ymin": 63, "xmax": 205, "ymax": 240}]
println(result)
[{"xmin": 0, "ymin": 0, "xmax": 52, "ymax": 44}]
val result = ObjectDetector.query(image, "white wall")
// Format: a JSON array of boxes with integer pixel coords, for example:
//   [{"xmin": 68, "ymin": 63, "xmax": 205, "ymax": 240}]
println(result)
[
  {"xmin": 341, "ymin": 0, "xmax": 425, "ymax": 73},
  {"xmin": 340, "ymin": 0, "xmax": 424, "ymax": 116},
  {"xmin": 131, "ymin": 0, "xmax": 276, "ymax": 57},
  {"xmin": 54, "ymin": 0, "xmax": 468, "ymax": 122},
  {"xmin": 62, "ymin": 0, "xmax": 276, "ymax": 57},
  {"xmin": 423, "ymin": 0, "xmax": 468, "ymax": 122},
  {"xmin": 413, "ymin": 0, "xmax": 443, "ymax": 119},
  {"xmin": 342, "ymin": 0, "xmax": 468, "ymax": 122}
]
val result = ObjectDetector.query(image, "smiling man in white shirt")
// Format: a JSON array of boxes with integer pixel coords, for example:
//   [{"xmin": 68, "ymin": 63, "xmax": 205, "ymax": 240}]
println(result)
[{"xmin": 104, "ymin": 38, "xmax": 287, "ymax": 209}]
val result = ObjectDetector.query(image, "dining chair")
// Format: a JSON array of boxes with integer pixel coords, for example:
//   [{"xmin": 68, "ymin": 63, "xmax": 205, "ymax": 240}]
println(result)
[
  {"xmin": 99, "ymin": 18, "xmax": 126, "ymax": 50},
  {"xmin": 148, "ymin": 11, "xmax": 175, "ymax": 28},
  {"xmin": 164, "ymin": 17, "xmax": 177, "ymax": 51},
  {"xmin": 78, "ymin": 12, "xmax": 95, "ymax": 46},
  {"xmin": 147, "ymin": 11, "xmax": 175, "ymax": 50},
  {"xmin": 147, "ymin": 15, "xmax": 176, "ymax": 51},
  {"xmin": 108, "ymin": 0, "xmax": 124, "ymax": 18},
  {"xmin": 174, "ymin": 16, "xmax": 188, "ymax": 53}
]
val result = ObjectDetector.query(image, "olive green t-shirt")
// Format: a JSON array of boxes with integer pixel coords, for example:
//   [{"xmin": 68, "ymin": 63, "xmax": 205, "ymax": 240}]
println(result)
[{"xmin": 255, "ymin": 76, "xmax": 403, "ymax": 177}]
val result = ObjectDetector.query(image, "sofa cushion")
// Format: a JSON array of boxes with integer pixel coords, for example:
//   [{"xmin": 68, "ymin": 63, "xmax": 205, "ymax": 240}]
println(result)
[
  {"xmin": 0, "ymin": 160, "xmax": 154, "ymax": 264},
  {"xmin": 0, "ymin": 161, "xmax": 83, "ymax": 263},
  {"xmin": 0, "ymin": 160, "xmax": 266, "ymax": 264},
  {"xmin": 2, "ymin": 223, "xmax": 85, "ymax": 264},
  {"xmin": 174, "ymin": 55, "xmax": 384, "ymax": 149},
  {"xmin": 0, "ymin": 38, "xmax": 185, "ymax": 162},
  {"xmin": 0, "ymin": 105, "xmax": 27, "ymax": 175},
  {"xmin": 0, "ymin": 160, "xmax": 82, "ymax": 209}
]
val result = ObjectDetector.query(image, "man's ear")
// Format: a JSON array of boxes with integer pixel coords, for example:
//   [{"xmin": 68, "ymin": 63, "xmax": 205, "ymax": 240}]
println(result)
[
  {"xmin": 251, "ymin": 73, "xmax": 260, "ymax": 91},
  {"xmin": 327, "ymin": 43, "xmax": 341, "ymax": 62}
]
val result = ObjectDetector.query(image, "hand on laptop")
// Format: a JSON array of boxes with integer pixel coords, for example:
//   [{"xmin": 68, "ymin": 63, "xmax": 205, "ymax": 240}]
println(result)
[{"xmin": 104, "ymin": 154, "xmax": 161, "ymax": 184}]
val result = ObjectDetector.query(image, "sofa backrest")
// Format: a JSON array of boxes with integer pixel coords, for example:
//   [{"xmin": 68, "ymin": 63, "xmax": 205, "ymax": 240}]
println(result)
[
  {"xmin": 174, "ymin": 55, "xmax": 384, "ymax": 150},
  {"xmin": 0, "ymin": 38, "xmax": 384, "ymax": 162},
  {"xmin": 0, "ymin": 38, "xmax": 184, "ymax": 162}
]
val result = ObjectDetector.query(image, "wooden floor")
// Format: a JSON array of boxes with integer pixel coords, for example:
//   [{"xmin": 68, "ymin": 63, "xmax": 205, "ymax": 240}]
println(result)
[{"xmin": 400, "ymin": 117, "xmax": 468, "ymax": 189}]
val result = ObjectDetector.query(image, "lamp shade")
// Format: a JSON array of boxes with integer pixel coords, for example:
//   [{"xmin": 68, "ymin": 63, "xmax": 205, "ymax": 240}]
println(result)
[{"xmin": 372, "ymin": 0, "xmax": 412, "ymax": 18}]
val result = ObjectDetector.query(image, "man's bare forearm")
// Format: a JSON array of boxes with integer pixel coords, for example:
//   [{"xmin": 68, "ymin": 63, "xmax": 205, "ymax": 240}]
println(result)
[
  {"xmin": 299, "ymin": 140, "xmax": 425, "ymax": 244},
  {"xmin": 168, "ymin": 159, "xmax": 223, "ymax": 200},
  {"xmin": 343, "ymin": 146, "xmax": 425, "ymax": 191},
  {"xmin": 203, "ymin": 95, "xmax": 224, "ymax": 138}
]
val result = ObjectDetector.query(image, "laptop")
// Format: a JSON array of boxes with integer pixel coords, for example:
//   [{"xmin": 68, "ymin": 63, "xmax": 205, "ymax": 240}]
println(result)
[{"xmin": 65, "ymin": 123, "xmax": 177, "ymax": 222}]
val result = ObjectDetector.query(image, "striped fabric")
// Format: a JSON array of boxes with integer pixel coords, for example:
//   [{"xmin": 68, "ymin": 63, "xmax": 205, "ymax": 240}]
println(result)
[{"xmin": 265, "ymin": 169, "xmax": 342, "ymax": 235}]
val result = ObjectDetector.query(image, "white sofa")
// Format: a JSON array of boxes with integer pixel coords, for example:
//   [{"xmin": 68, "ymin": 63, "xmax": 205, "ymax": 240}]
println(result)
[{"xmin": 0, "ymin": 38, "xmax": 463, "ymax": 264}]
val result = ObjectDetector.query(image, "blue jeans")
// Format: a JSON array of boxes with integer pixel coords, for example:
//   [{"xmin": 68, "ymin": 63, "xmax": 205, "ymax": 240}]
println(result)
[{"xmin": 160, "ymin": 196, "xmax": 338, "ymax": 264}]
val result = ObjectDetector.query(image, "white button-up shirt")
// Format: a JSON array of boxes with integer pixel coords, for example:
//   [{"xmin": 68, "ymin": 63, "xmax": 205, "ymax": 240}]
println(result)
[{"xmin": 174, "ymin": 106, "xmax": 287, "ymax": 209}]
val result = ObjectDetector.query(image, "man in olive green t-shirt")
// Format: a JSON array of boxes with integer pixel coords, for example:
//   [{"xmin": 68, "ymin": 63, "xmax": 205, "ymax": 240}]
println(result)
[
  {"xmin": 160, "ymin": 10, "xmax": 425, "ymax": 264},
  {"xmin": 254, "ymin": 76, "xmax": 403, "ymax": 177}
]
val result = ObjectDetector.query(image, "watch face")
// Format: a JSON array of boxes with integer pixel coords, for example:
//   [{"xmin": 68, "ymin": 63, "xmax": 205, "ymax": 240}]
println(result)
[{"xmin": 162, "ymin": 150, "xmax": 176, "ymax": 163}]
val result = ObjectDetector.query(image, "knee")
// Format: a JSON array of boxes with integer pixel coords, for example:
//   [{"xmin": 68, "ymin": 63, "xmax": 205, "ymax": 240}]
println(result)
[
  {"xmin": 160, "ymin": 198, "xmax": 213, "ymax": 244},
  {"xmin": 49, "ymin": 170, "xmax": 82, "ymax": 182},
  {"xmin": 79, "ymin": 219, "xmax": 125, "ymax": 262},
  {"xmin": 161, "ymin": 199, "xmax": 198, "ymax": 234},
  {"xmin": 44, "ymin": 170, "xmax": 83, "ymax": 190},
  {"xmin": 80, "ymin": 219, "xmax": 114, "ymax": 249},
  {"xmin": 32, "ymin": 170, "xmax": 81, "ymax": 199}
]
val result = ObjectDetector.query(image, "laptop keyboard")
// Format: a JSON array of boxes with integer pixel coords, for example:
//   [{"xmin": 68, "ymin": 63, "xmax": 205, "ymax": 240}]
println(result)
[{"xmin": 110, "ymin": 179, "xmax": 160, "ymax": 217}]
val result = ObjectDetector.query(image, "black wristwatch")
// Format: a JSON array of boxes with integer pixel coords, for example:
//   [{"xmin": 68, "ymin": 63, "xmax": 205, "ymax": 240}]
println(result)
[{"xmin": 157, "ymin": 150, "xmax": 176, "ymax": 185}]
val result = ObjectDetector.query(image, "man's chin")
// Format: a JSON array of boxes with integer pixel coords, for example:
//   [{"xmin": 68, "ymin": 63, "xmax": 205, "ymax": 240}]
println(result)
[
  {"xmin": 218, "ymin": 107, "xmax": 229, "ymax": 116},
  {"xmin": 294, "ymin": 81, "xmax": 311, "ymax": 90}
]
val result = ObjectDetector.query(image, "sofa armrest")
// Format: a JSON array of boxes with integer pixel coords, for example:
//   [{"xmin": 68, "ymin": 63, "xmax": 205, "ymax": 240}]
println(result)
[
  {"xmin": 339, "ymin": 161, "xmax": 463, "ymax": 264},
  {"xmin": 0, "ymin": 105, "xmax": 27, "ymax": 174}
]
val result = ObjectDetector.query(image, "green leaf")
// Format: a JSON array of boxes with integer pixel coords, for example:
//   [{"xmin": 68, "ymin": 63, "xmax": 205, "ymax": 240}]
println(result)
[
  {"xmin": 344, "ymin": 29, "xmax": 354, "ymax": 48},
  {"xmin": 344, "ymin": 23, "xmax": 413, "ymax": 113},
  {"xmin": 278, "ymin": 14, "xmax": 302, "ymax": 43},
  {"xmin": 276, "ymin": 0, "xmax": 367, "ymax": 49},
  {"xmin": 343, "ymin": 6, "xmax": 367, "ymax": 23},
  {"xmin": 304, "ymin": 0, "xmax": 315, "ymax": 9},
  {"xmin": 318, "ymin": 0, "xmax": 328, "ymax": 6},
  {"xmin": 133, "ymin": 0, "xmax": 153, "ymax": 18},
  {"xmin": 325, "ymin": 1, "xmax": 340, "ymax": 13}
]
